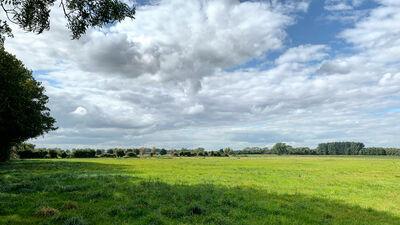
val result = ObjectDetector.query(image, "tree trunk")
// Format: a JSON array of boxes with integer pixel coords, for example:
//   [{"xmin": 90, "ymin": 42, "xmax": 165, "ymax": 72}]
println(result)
[{"xmin": 0, "ymin": 142, "xmax": 11, "ymax": 162}]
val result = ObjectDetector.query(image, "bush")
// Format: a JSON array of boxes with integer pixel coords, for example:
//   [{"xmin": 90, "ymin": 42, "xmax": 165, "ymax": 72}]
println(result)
[
  {"xmin": 35, "ymin": 207, "xmax": 59, "ymax": 217},
  {"xmin": 125, "ymin": 152, "xmax": 137, "ymax": 158},
  {"xmin": 116, "ymin": 149, "xmax": 126, "ymax": 157},
  {"xmin": 100, "ymin": 153, "xmax": 116, "ymax": 158},
  {"xmin": 160, "ymin": 149, "xmax": 168, "ymax": 155},
  {"xmin": 72, "ymin": 149, "xmax": 96, "ymax": 158},
  {"xmin": 48, "ymin": 150, "xmax": 59, "ymax": 158},
  {"xmin": 17, "ymin": 149, "xmax": 48, "ymax": 159},
  {"xmin": 60, "ymin": 151, "xmax": 69, "ymax": 158},
  {"xmin": 96, "ymin": 149, "xmax": 104, "ymax": 155},
  {"xmin": 63, "ymin": 217, "xmax": 86, "ymax": 225},
  {"xmin": 106, "ymin": 149, "xmax": 114, "ymax": 154}
]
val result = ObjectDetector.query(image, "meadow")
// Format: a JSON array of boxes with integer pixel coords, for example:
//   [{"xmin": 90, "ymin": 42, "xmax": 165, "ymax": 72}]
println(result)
[{"xmin": 1, "ymin": 156, "xmax": 400, "ymax": 225}]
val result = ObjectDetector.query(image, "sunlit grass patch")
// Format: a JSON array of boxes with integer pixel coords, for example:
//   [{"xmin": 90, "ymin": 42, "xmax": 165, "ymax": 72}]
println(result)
[{"xmin": 1, "ymin": 157, "xmax": 400, "ymax": 224}]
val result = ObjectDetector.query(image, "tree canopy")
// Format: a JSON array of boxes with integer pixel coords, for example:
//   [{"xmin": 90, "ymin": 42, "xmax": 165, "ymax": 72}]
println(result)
[
  {"xmin": 0, "ymin": 47, "xmax": 56, "ymax": 161},
  {"xmin": 0, "ymin": 0, "xmax": 135, "ymax": 44}
]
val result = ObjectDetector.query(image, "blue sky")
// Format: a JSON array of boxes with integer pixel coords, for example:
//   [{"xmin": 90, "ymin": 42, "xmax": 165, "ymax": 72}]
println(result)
[{"xmin": 6, "ymin": 0, "xmax": 400, "ymax": 149}]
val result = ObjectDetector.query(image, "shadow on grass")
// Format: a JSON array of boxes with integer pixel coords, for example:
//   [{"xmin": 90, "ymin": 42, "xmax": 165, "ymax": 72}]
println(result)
[{"xmin": 0, "ymin": 160, "xmax": 399, "ymax": 225}]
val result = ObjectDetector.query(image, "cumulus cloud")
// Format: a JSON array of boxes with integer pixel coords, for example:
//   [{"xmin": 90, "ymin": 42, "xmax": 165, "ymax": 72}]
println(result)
[
  {"xmin": 3, "ymin": 0, "xmax": 400, "ymax": 149},
  {"xmin": 275, "ymin": 45, "xmax": 329, "ymax": 65},
  {"xmin": 323, "ymin": 0, "xmax": 371, "ymax": 23},
  {"xmin": 71, "ymin": 107, "xmax": 88, "ymax": 116}
]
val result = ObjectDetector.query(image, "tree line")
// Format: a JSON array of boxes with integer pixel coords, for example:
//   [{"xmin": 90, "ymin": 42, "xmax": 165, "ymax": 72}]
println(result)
[{"xmin": 12, "ymin": 142, "xmax": 400, "ymax": 159}]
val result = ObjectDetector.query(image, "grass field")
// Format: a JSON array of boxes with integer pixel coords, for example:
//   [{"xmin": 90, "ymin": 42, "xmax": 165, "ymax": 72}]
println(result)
[{"xmin": 1, "ymin": 156, "xmax": 400, "ymax": 225}]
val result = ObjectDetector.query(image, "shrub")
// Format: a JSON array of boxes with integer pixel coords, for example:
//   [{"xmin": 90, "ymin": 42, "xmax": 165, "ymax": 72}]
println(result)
[
  {"xmin": 125, "ymin": 152, "xmax": 137, "ymax": 158},
  {"xmin": 17, "ymin": 149, "xmax": 48, "ymax": 159},
  {"xmin": 60, "ymin": 151, "xmax": 69, "ymax": 158},
  {"xmin": 35, "ymin": 207, "xmax": 59, "ymax": 217},
  {"xmin": 63, "ymin": 217, "xmax": 86, "ymax": 225},
  {"xmin": 106, "ymin": 149, "xmax": 114, "ymax": 154},
  {"xmin": 100, "ymin": 153, "xmax": 116, "ymax": 158},
  {"xmin": 96, "ymin": 149, "xmax": 104, "ymax": 155},
  {"xmin": 72, "ymin": 149, "xmax": 96, "ymax": 158},
  {"xmin": 188, "ymin": 205, "xmax": 203, "ymax": 215},
  {"xmin": 62, "ymin": 201, "xmax": 78, "ymax": 210},
  {"xmin": 160, "ymin": 149, "xmax": 168, "ymax": 155},
  {"xmin": 116, "ymin": 149, "xmax": 126, "ymax": 157},
  {"xmin": 48, "ymin": 149, "xmax": 59, "ymax": 158},
  {"xmin": 132, "ymin": 149, "xmax": 140, "ymax": 155}
]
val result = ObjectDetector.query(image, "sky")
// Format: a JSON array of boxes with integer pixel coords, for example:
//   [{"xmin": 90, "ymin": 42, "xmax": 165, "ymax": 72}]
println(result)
[{"xmin": 3, "ymin": 0, "xmax": 400, "ymax": 149}]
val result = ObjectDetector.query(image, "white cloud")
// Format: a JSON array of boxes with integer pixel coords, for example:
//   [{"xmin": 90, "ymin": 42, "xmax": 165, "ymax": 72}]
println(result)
[
  {"xmin": 3, "ymin": 0, "xmax": 400, "ymax": 149},
  {"xmin": 71, "ymin": 107, "xmax": 88, "ymax": 116},
  {"xmin": 275, "ymin": 45, "xmax": 329, "ymax": 65},
  {"xmin": 184, "ymin": 104, "xmax": 205, "ymax": 115}
]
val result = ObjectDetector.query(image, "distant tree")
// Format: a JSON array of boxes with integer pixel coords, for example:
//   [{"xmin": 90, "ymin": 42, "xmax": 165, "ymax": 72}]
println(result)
[
  {"xmin": 60, "ymin": 150, "xmax": 69, "ymax": 158},
  {"xmin": 106, "ymin": 149, "xmax": 114, "ymax": 154},
  {"xmin": 150, "ymin": 147, "xmax": 157, "ymax": 157},
  {"xmin": 72, "ymin": 149, "xmax": 95, "ymax": 158},
  {"xmin": 48, "ymin": 149, "xmax": 59, "ymax": 158},
  {"xmin": 160, "ymin": 149, "xmax": 167, "ymax": 155},
  {"xmin": 317, "ymin": 142, "xmax": 364, "ymax": 155},
  {"xmin": 272, "ymin": 143, "xmax": 292, "ymax": 155},
  {"xmin": 360, "ymin": 147, "xmax": 385, "ymax": 155},
  {"xmin": 116, "ymin": 149, "xmax": 125, "ymax": 157},
  {"xmin": 223, "ymin": 148, "xmax": 233, "ymax": 156},
  {"xmin": 0, "ymin": 0, "xmax": 135, "ymax": 44},
  {"xmin": 125, "ymin": 152, "xmax": 137, "ymax": 157},
  {"xmin": 96, "ymin": 149, "xmax": 104, "ymax": 155},
  {"xmin": 139, "ymin": 147, "xmax": 145, "ymax": 156},
  {"xmin": 171, "ymin": 150, "xmax": 179, "ymax": 157},
  {"xmin": 0, "ymin": 48, "xmax": 56, "ymax": 162}
]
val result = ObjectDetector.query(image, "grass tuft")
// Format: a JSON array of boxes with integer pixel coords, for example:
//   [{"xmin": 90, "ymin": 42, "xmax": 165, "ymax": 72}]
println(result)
[
  {"xmin": 62, "ymin": 201, "xmax": 78, "ymax": 210},
  {"xmin": 35, "ymin": 207, "xmax": 59, "ymax": 217},
  {"xmin": 63, "ymin": 216, "xmax": 86, "ymax": 225}
]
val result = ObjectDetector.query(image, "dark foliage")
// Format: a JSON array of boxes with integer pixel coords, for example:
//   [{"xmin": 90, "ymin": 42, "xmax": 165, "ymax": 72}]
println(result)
[
  {"xmin": 60, "ymin": 151, "xmax": 70, "ymax": 158},
  {"xmin": 160, "ymin": 149, "xmax": 167, "ymax": 155},
  {"xmin": 17, "ymin": 149, "xmax": 48, "ymax": 159},
  {"xmin": 317, "ymin": 142, "xmax": 365, "ymax": 155},
  {"xmin": 272, "ymin": 143, "xmax": 292, "ymax": 155},
  {"xmin": 48, "ymin": 149, "xmax": 59, "ymax": 158},
  {"xmin": 116, "ymin": 149, "xmax": 125, "ymax": 157},
  {"xmin": 0, "ymin": 48, "xmax": 56, "ymax": 161},
  {"xmin": 72, "ymin": 149, "xmax": 96, "ymax": 158},
  {"xmin": 9, "ymin": 142, "xmax": 400, "ymax": 159},
  {"xmin": 100, "ymin": 153, "xmax": 116, "ymax": 158},
  {"xmin": 0, "ymin": 0, "xmax": 135, "ymax": 44},
  {"xmin": 125, "ymin": 152, "xmax": 137, "ymax": 158}
]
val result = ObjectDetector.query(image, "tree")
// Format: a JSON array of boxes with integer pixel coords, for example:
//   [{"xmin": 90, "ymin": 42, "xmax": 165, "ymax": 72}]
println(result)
[
  {"xmin": 222, "ymin": 147, "xmax": 232, "ymax": 156},
  {"xmin": 271, "ymin": 143, "xmax": 291, "ymax": 155},
  {"xmin": 159, "ymin": 149, "xmax": 167, "ymax": 155},
  {"xmin": 0, "ymin": 47, "xmax": 56, "ymax": 161},
  {"xmin": 317, "ymin": 142, "xmax": 365, "ymax": 155},
  {"xmin": 0, "ymin": 0, "xmax": 135, "ymax": 44},
  {"xmin": 116, "ymin": 149, "xmax": 125, "ymax": 157}
]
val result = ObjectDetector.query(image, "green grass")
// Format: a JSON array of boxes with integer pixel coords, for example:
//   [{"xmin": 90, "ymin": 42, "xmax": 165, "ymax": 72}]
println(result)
[{"xmin": 1, "ymin": 156, "xmax": 400, "ymax": 224}]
